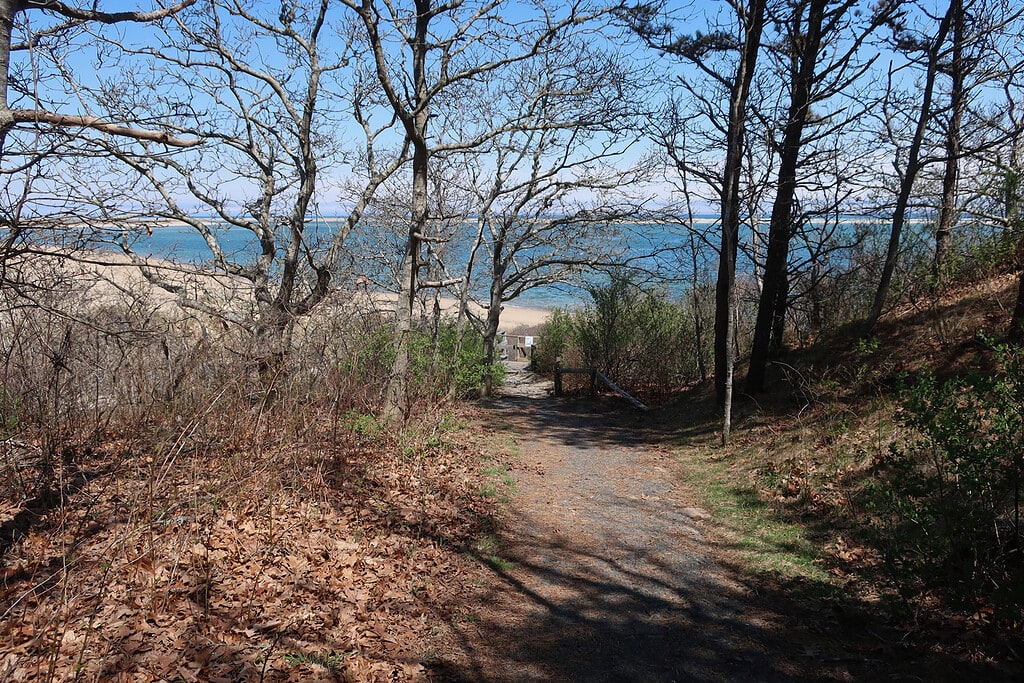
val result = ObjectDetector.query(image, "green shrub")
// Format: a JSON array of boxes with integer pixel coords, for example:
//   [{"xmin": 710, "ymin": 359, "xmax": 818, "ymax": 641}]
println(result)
[
  {"xmin": 534, "ymin": 308, "xmax": 576, "ymax": 373},
  {"xmin": 868, "ymin": 344, "xmax": 1023, "ymax": 609},
  {"xmin": 408, "ymin": 322, "xmax": 503, "ymax": 400},
  {"xmin": 538, "ymin": 273, "xmax": 700, "ymax": 397}
]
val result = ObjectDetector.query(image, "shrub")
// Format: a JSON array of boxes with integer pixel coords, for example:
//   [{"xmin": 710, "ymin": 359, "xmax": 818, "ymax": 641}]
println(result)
[
  {"xmin": 424, "ymin": 322, "xmax": 504, "ymax": 398},
  {"xmin": 534, "ymin": 308, "xmax": 576, "ymax": 373},
  {"xmin": 867, "ymin": 344, "xmax": 1023, "ymax": 609},
  {"xmin": 395, "ymin": 321, "xmax": 504, "ymax": 404},
  {"xmin": 575, "ymin": 275, "xmax": 693, "ymax": 391},
  {"xmin": 538, "ymin": 273, "xmax": 700, "ymax": 398}
]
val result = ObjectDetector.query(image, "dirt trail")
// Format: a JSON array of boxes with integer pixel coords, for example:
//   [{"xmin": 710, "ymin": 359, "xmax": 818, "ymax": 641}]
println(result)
[{"xmin": 431, "ymin": 367, "xmax": 810, "ymax": 682}]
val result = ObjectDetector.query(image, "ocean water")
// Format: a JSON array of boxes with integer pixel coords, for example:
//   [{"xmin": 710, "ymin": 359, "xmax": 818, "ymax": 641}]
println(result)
[
  {"xmin": 106, "ymin": 214, "xmax": 887, "ymax": 310},
  {"xmin": 116, "ymin": 219, "xmax": 700, "ymax": 310}
]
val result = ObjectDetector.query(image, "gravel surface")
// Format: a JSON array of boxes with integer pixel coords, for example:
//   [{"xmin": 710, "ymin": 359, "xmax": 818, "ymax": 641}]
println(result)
[
  {"xmin": 433, "ymin": 367, "xmax": 808, "ymax": 682},
  {"xmin": 427, "ymin": 366, "xmax": 1024, "ymax": 683}
]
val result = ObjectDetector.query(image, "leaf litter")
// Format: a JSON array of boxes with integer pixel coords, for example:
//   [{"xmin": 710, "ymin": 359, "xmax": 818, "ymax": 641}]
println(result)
[{"xmin": 0, "ymin": 405, "xmax": 504, "ymax": 682}]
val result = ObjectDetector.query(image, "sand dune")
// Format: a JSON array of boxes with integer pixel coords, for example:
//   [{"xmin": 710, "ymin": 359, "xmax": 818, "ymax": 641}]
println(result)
[{"xmin": 7, "ymin": 248, "xmax": 551, "ymax": 331}]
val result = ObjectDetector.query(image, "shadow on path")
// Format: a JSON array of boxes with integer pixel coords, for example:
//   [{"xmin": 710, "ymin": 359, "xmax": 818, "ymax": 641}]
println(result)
[
  {"xmin": 433, "ymin": 394, "xmax": 806, "ymax": 682},
  {"xmin": 432, "ymin": 390, "xmax": 1021, "ymax": 682}
]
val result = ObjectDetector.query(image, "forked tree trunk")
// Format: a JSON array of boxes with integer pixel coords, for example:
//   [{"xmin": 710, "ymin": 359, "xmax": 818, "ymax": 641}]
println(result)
[
  {"xmin": 746, "ymin": 0, "xmax": 827, "ymax": 395},
  {"xmin": 868, "ymin": 1, "xmax": 955, "ymax": 331}
]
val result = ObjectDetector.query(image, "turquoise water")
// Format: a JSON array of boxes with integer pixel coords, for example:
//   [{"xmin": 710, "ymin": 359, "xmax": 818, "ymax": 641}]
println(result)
[
  {"xmin": 114, "ymin": 219, "xmax": 698, "ymax": 309},
  {"xmin": 92, "ymin": 213, "xmax": 892, "ymax": 309}
]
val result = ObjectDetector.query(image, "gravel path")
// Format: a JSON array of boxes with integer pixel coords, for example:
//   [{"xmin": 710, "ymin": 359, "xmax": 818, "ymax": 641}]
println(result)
[{"xmin": 433, "ymin": 367, "xmax": 804, "ymax": 682}]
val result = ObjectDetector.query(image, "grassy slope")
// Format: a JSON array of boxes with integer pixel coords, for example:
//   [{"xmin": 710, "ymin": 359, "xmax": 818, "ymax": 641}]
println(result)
[{"xmin": 653, "ymin": 272, "xmax": 1023, "ymax": 677}]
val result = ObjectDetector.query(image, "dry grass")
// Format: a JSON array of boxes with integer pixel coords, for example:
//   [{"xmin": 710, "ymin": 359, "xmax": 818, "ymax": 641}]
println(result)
[{"xmin": 0, "ymin": 277, "xmax": 505, "ymax": 682}]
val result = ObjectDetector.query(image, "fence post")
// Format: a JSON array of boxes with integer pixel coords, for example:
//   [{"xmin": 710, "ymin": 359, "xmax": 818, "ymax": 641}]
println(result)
[
  {"xmin": 588, "ymin": 367, "xmax": 597, "ymax": 398},
  {"xmin": 554, "ymin": 358, "xmax": 563, "ymax": 396}
]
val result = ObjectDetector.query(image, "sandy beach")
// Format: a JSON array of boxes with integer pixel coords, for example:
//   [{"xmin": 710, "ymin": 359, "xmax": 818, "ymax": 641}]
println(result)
[
  {"xmin": 484, "ymin": 303, "xmax": 550, "ymax": 331},
  {"xmin": 360, "ymin": 291, "xmax": 550, "ymax": 331},
  {"xmin": 10, "ymin": 249, "xmax": 551, "ymax": 332}
]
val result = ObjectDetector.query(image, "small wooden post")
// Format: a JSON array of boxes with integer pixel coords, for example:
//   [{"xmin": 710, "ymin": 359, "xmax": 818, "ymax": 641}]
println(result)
[
  {"xmin": 588, "ymin": 367, "xmax": 597, "ymax": 398},
  {"xmin": 554, "ymin": 358, "xmax": 563, "ymax": 396}
]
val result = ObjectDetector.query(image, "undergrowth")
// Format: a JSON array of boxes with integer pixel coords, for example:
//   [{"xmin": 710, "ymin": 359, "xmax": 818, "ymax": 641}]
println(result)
[
  {"xmin": 0, "ymin": 289, "xmax": 504, "ymax": 682},
  {"xmin": 665, "ymin": 277, "xmax": 1024, "ymax": 670}
]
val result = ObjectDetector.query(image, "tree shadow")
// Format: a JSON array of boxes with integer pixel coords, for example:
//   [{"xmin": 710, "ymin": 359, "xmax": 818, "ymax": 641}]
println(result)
[
  {"xmin": 434, "ymin": 532, "xmax": 801, "ymax": 681},
  {"xmin": 431, "ymin": 393, "xmax": 1024, "ymax": 682}
]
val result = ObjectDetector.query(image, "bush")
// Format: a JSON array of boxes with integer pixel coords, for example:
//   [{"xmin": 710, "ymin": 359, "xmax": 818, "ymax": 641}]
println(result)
[
  {"xmin": 416, "ymin": 323, "xmax": 504, "ymax": 399},
  {"xmin": 534, "ymin": 308, "xmax": 577, "ymax": 373},
  {"xmin": 867, "ymin": 344, "xmax": 1023, "ymax": 609},
  {"xmin": 537, "ymin": 274, "xmax": 701, "ymax": 398}
]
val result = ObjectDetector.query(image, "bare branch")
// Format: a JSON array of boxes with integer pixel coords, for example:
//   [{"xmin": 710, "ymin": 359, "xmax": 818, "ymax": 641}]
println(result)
[
  {"xmin": 9, "ymin": 109, "xmax": 201, "ymax": 147},
  {"xmin": 22, "ymin": 0, "xmax": 198, "ymax": 24}
]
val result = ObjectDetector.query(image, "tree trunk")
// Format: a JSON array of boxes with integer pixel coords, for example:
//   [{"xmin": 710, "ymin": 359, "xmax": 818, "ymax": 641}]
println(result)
[
  {"xmin": 770, "ymin": 270, "xmax": 788, "ymax": 352},
  {"xmin": 382, "ymin": 0, "xmax": 430, "ymax": 425},
  {"xmin": 693, "ymin": 291, "xmax": 708, "ymax": 383},
  {"xmin": 714, "ymin": 220, "xmax": 739, "ymax": 406},
  {"xmin": 746, "ymin": 0, "xmax": 826, "ymax": 394},
  {"xmin": 714, "ymin": 0, "xmax": 768, "ymax": 409},
  {"xmin": 933, "ymin": 0, "xmax": 964, "ymax": 286},
  {"xmin": 381, "ymin": 152, "xmax": 425, "ymax": 424},
  {"xmin": 1010, "ymin": 268, "xmax": 1024, "ymax": 345},
  {"xmin": 689, "ymin": 233, "xmax": 708, "ymax": 384},
  {"xmin": 867, "ymin": 1, "xmax": 955, "ymax": 331},
  {"xmin": 480, "ymin": 295, "xmax": 503, "ymax": 399},
  {"xmin": 252, "ymin": 299, "xmax": 296, "ymax": 386},
  {"xmin": 714, "ymin": 0, "xmax": 769, "ymax": 448},
  {"xmin": 722, "ymin": 287, "xmax": 735, "ymax": 446},
  {"xmin": 681, "ymin": 166, "xmax": 709, "ymax": 384}
]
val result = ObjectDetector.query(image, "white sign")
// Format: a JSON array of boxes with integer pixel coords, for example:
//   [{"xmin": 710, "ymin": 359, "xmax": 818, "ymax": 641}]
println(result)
[{"xmin": 524, "ymin": 336, "xmax": 534, "ymax": 347}]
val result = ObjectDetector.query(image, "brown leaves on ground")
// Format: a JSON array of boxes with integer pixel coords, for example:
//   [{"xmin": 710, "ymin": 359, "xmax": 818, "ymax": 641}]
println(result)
[{"xmin": 0, "ymin": 405, "xmax": 501, "ymax": 682}]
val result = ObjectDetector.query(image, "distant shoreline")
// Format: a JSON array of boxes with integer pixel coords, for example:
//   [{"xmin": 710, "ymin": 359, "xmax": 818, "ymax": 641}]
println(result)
[
  {"xmin": 344, "ymin": 291, "xmax": 551, "ymax": 331},
  {"xmin": 11, "ymin": 247, "xmax": 553, "ymax": 331}
]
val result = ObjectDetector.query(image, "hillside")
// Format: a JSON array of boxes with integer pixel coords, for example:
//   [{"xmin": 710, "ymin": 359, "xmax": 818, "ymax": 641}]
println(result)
[
  {"xmin": 662, "ymin": 271, "xmax": 1024, "ymax": 675},
  {"xmin": 1, "ymin": 271, "xmax": 1021, "ymax": 681}
]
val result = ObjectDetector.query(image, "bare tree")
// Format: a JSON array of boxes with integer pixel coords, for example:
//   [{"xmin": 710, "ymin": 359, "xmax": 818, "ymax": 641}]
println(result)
[
  {"xmin": 0, "ymin": 0, "xmax": 199, "ymax": 152},
  {"xmin": 960, "ymin": 76, "xmax": 1024, "ymax": 342},
  {"xmin": 865, "ymin": 0, "xmax": 1024, "ymax": 328},
  {"xmin": 744, "ymin": 0, "xmax": 891, "ymax": 393},
  {"xmin": 931, "ymin": 0, "xmax": 1024, "ymax": 285},
  {"xmin": 348, "ymin": 0, "xmax": 622, "ymax": 423},
  {"xmin": 427, "ymin": 32, "xmax": 650, "ymax": 397},
  {"xmin": 1009, "ymin": 161, "xmax": 1024, "ymax": 343},
  {"xmin": 626, "ymin": 0, "xmax": 768, "ymax": 443},
  {"xmin": 932, "ymin": 0, "xmax": 966, "ymax": 283},
  {"xmin": 646, "ymin": 100, "xmax": 730, "ymax": 385},
  {"xmin": 58, "ymin": 0, "xmax": 413, "ymax": 372},
  {"xmin": 0, "ymin": 0, "xmax": 200, "ymax": 300},
  {"xmin": 866, "ymin": 0, "xmax": 958, "ymax": 330}
]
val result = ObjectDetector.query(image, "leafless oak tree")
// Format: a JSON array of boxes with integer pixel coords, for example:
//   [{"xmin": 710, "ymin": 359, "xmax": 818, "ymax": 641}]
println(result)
[
  {"xmin": 64, "ymin": 0, "xmax": 412, "ymax": 372},
  {"xmin": 348, "ymin": 0, "xmax": 624, "ymax": 423}
]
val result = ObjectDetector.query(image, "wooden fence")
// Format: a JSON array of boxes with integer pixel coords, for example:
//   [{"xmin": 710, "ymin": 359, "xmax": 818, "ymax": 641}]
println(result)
[{"xmin": 552, "ymin": 360, "xmax": 648, "ymax": 411}]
